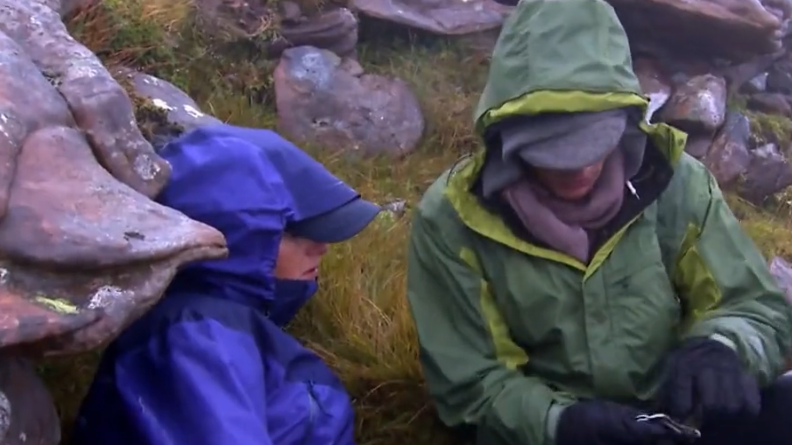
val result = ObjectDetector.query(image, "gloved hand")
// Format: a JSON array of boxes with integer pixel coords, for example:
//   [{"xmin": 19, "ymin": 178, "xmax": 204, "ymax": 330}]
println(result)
[
  {"xmin": 555, "ymin": 400, "xmax": 675, "ymax": 445},
  {"xmin": 658, "ymin": 337, "xmax": 761, "ymax": 423}
]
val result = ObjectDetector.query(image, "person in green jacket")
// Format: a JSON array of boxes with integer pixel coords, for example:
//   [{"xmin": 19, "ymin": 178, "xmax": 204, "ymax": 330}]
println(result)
[{"xmin": 406, "ymin": 1, "xmax": 792, "ymax": 445}]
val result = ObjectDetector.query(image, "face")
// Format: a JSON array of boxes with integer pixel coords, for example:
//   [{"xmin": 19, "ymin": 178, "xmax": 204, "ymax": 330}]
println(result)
[
  {"xmin": 531, "ymin": 158, "xmax": 607, "ymax": 201},
  {"xmin": 273, "ymin": 233, "xmax": 329, "ymax": 281}
]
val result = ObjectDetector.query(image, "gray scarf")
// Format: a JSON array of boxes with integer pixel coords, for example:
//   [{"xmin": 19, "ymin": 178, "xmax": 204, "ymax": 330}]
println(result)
[
  {"xmin": 481, "ymin": 124, "xmax": 647, "ymax": 263},
  {"xmin": 502, "ymin": 149, "xmax": 626, "ymax": 263}
]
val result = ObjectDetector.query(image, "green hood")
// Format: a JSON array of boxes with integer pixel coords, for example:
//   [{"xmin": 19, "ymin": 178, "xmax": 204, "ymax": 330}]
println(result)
[
  {"xmin": 407, "ymin": 4, "xmax": 792, "ymax": 443},
  {"xmin": 446, "ymin": 0, "xmax": 690, "ymax": 271},
  {"xmin": 474, "ymin": 0, "xmax": 645, "ymax": 133}
]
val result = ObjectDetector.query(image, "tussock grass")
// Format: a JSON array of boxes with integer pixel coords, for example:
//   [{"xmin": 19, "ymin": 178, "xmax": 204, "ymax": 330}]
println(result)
[{"xmin": 43, "ymin": 2, "xmax": 792, "ymax": 445}]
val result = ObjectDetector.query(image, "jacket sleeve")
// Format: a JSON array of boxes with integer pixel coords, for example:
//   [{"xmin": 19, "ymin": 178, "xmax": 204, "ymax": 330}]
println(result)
[
  {"xmin": 113, "ymin": 318, "xmax": 272, "ymax": 445},
  {"xmin": 407, "ymin": 210, "xmax": 574, "ymax": 445},
  {"xmin": 673, "ymin": 162, "xmax": 792, "ymax": 386}
]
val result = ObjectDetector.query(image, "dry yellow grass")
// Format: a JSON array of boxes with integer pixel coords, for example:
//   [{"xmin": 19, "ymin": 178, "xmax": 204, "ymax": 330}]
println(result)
[
  {"xmin": 67, "ymin": 0, "xmax": 192, "ymax": 67},
  {"xmin": 40, "ymin": 2, "xmax": 792, "ymax": 445}
]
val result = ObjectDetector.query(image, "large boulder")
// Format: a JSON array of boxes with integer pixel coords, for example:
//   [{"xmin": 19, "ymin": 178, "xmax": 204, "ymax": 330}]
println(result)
[
  {"xmin": 351, "ymin": 0, "xmax": 512, "ymax": 36},
  {"xmin": 354, "ymin": 0, "xmax": 792, "ymax": 61},
  {"xmin": 274, "ymin": 46, "xmax": 425, "ymax": 157},
  {"xmin": 0, "ymin": 0, "xmax": 230, "ymax": 443},
  {"xmin": 609, "ymin": 0, "xmax": 791, "ymax": 61}
]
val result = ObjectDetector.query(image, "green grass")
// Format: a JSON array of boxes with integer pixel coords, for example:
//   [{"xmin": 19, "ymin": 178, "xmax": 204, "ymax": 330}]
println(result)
[{"xmin": 39, "ymin": 2, "xmax": 792, "ymax": 444}]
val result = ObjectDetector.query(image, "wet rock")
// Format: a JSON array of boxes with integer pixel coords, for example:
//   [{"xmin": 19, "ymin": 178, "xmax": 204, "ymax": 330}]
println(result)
[
  {"xmin": 739, "ymin": 143, "xmax": 792, "ymax": 204},
  {"xmin": 719, "ymin": 52, "xmax": 781, "ymax": 94},
  {"xmin": 0, "ymin": 357, "xmax": 59, "ymax": 445},
  {"xmin": 741, "ymin": 73, "xmax": 770, "ymax": 94},
  {"xmin": 357, "ymin": 0, "xmax": 791, "ymax": 60},
  {"xmin": 0, "ymin": 31, "xmax": 73, "ymax": 221},
  {"xmin": 278, "ymin": 0, "xmax": 302, "ymax": 22},
  {"xmin": 767, "ymin": 55, "xmax": 792, "ymax": 94},
  {"xmin": 112, "ymin": 67, "xmax": 221, "ymax": 149},
  {"xmin": 685, "ymin": 136, "xmax": 715, "ymax": 159},
  {"xmin": 633, "ymin": 58, "xmax": 672, "ymax": 123},
  {"xmin": 702, "ymin": 111, "xmax": 752, "ymax": 186},
  {"xmin": 0, "ymin": 0, "xmax": 171, "ymax": 199},
  {"xmin": 0, "ymin": 126, "xmax": 228, "ymax": 355},
  {"xmin": 0, "ymin": 0, "xmax": 236, "ymax": 440},
  {"xmin": 278, "ymin": 8, "xmax": 359, "ymax": 58},
  {"xmin": 274, "ymin": 46, "xmax": 424, "ymax": 157},
  {"xmin": 660, "ymin": 74, "xmax": 727, "ymax": 134},
  {"xmin": 748, "ymin": 92, "xmax": 792, "ymax": 116},
  {"xmin": 351, "ymin": 0, "xmax": 512, "ymax": 36},
  {"xmin": 381, "ymin": 200, "xmax": 408, "ymax": 218},
  {"xmin": 607, "ymin": 0, "xmax": 787, "ymax": 61},
  {"xmin": 193, "ymin": 0, "xmax": 276, "ymax": 45}
]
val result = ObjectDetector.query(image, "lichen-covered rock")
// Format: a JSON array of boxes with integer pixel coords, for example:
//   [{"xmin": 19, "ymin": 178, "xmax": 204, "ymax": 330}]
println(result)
[
  {"xmin": 0, "ymin": 2, "xmax": 232, "ymax": 441},
  {"xmin": 742, "ymin": 73, "xmax": 770, "ymax": 94},
  {"xmin": 0, "ymin": 0, "xmax": 228, "ymax": 358},
  {"xmin": 702, "ymin": 111, "xmax": 752, "ymax": 185},
  {"xmin": 0, "ymin": 126, "xmax": 228, "ymax": 354},
  {"xmin": 748, "ymin": 92, "xmax": 792, "ymax": 116},
  {"xmin": 723, "ymin": 52, "xmax": 781, "ymax": 94},
  {"xmin": 274, "ymin": 46, "xmax": 425, "ymax": 157},
  {"xmin": 113, "ymin": 67, "xmax": 221, "ymax": 150},
  {"xmin": 608, "ymin": 0, "xmax": 789, "ymax": 61},
  {"xmin": 0, "ymin": 0, "xmax": 171, "ymax": 199},
  {"xmin": 660, "ymin": 74, "xmax": 727, "ymax": 134},
  {"xmin": 192, "ymin": 0, "xmax": 277, "ymax": 45},
  {"xmin": 351, "ymin": 0, "xmax": 512, "ymax": 36},
  {"xmin": 370, "ymin": 0, "xmax": 792, "ymax": 61},
  {"xmin": 278, "ymin": 7, "xmax": 359, "ymax": 59},
  {"xmin": 766, "ymin": 55, "xmax": 792, "ymax": 94},
  {"xmin": 739, "ymin": 143, "xmax": 792, "ymax": 204}
]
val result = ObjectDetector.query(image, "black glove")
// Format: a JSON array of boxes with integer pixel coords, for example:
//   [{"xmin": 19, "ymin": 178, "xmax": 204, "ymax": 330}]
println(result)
[
  {"xmin": 555, "ymin": 400, "xmax": 674, "ymax": 445},
  {"xmin": 659, "ymin": 337, "xmax": 761, "ymax": 423}
]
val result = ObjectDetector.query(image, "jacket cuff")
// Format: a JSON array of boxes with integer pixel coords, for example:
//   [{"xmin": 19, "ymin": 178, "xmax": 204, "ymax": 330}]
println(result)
[
  {"xmin": 544, "ymin": 401, "xmax": 572, "ymax": 445},
  {"xmin": 709, "ymin": 333, "xmax": 737, "ymax": 351}
]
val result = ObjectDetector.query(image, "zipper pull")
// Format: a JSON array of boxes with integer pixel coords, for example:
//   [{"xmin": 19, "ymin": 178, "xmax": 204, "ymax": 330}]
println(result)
[{"xmin": 627, "ymin": 181, "xmax": 640, "ymax": 200}]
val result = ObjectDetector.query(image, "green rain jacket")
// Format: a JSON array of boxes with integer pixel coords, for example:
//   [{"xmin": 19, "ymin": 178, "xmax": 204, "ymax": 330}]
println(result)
[{"xmin": 406, "ymin": 1, "xmax": 792, "ymax": 445}]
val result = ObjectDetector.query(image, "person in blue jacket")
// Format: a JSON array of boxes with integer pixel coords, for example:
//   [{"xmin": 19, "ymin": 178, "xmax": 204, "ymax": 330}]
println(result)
[{"xmin": 71, "ymin": 123, "xmax": 381, "ymax": 445}]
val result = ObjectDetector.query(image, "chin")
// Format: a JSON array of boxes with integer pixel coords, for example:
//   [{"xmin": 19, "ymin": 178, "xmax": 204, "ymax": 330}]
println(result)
[{"xmin": 557, "ymin": 188, "xmax": 593, "ymax": 201}]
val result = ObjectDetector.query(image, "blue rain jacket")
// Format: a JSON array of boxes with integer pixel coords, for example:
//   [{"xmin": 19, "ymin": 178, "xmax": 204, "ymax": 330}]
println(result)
[{"xmin": 72, "ymin": 124, "xmax": 358, "ymax": 445}]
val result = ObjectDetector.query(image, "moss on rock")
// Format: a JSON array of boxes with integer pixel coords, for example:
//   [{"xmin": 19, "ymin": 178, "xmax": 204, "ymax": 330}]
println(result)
[
  {"xmin": 747, "ymin": 110, "xmax": 792, "ymax": 148},
  {"xmin": 112, "ymin": 71, "xmax": 186, "ymax": 145},
  {"xmin": 727, "ymin": 93, "xmax": 792, "ymax": 149}
]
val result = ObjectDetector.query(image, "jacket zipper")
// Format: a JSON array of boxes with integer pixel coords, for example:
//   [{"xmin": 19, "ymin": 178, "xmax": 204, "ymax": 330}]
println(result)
[{"xmin": 300, "ymin": 381, "xmax": 318, "ymax": 445}]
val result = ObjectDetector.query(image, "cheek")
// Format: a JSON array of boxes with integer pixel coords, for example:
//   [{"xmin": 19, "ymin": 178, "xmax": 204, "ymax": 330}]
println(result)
[
  {"xmin": 276, "ymin": 241, "xmax": 301, "ymax": 269},
  {"xmin": 579, "ymin": 166, "xmax": 602, "ymax": 182}
]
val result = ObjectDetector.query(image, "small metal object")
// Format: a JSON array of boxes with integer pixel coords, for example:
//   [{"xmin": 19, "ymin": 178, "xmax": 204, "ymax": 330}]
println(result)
[{"xmin": 636, "ymin": 413, "xmax": 701, "ymax": 440}]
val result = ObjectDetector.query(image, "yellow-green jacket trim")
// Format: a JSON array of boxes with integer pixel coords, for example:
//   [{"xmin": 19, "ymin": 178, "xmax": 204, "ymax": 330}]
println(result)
[{"xmin": 406, "ymin": 1, "xmax": 792, "ymax": 445}]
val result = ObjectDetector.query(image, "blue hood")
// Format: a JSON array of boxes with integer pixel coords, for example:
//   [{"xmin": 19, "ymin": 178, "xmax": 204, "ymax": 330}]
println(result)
[{"xmin": 155, "ymin": 124, "xmax": 362, "ymax": 324}]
